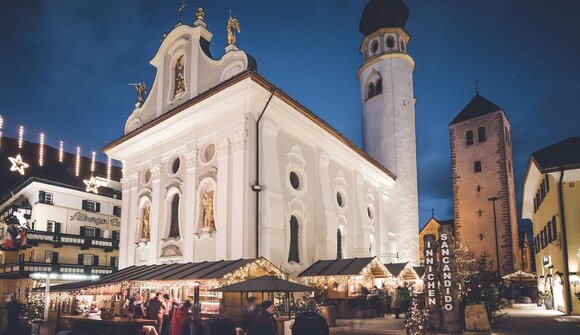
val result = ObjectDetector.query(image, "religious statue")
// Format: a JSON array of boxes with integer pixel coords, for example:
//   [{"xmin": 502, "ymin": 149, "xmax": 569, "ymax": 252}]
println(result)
[
  {"xmin": 141, "ymin": 205, "xmax": 150, "ymax": 240},
  {"xmin": 226, "ymin": 13, "xmax": 241, "ymax": 45},
  {"xmin": 196, "ymin": 6, "xmax": 205, "ymax": 21},
  {"xmin": 136, "ymin": 82, "xmax": 147, "ymax": 103},
  {"xmin": 174, "ymin": 56, "xmax": 186, "ymax": 97},
  {"xmin": 202, "ymin": 190, "xmax": 215, "ymax": 232}
]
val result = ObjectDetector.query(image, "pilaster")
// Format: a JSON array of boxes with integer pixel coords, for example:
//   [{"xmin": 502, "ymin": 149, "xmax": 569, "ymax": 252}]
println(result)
[
  {"xmin": 215, "ymin": 137, "xmax": 230, "ymax": 260},
  {"xmin": 149, "ymin": 164, "xmax": 162, "ymax": 265}
]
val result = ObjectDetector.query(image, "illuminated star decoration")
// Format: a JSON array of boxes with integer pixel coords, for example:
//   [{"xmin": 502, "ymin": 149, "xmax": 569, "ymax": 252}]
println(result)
[
  {"xmin": 83, "ymin": 175, "xmax": 99, "ymax": 194},
  {"xmin": 9, "ymin": 154, "xmax": 29, "ymax": 175}
]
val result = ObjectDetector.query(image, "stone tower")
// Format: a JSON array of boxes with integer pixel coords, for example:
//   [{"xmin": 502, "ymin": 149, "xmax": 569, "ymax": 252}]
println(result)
[
  {"xmin": 359, "ymin": 0, "xmax": 419, "ymax": 264},
  {"xmin": 449, "ymin": 93, "xmax": 521, "ymax": 276}
]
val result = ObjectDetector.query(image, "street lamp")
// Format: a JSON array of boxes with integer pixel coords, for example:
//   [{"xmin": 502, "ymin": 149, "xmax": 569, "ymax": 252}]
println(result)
[{"xmin": 488, "ymin": 196, "xmax": 501, "ymax": 284}]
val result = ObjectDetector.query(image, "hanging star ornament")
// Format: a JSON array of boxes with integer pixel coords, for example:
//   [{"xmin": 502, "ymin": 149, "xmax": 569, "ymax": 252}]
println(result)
[
  {"xmin": 9, "ymin": 153, "xmax": 29, "ymax": 175},
  {"xmin": 83, "ymin": 175, "xmax": 100, "ymax": 194}
]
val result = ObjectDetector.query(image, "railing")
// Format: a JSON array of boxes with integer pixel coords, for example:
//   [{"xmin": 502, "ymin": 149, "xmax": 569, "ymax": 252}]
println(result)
[
  {"xmin": 26, "ymin": 230, "xmax": 119, "ymax": 251},
  {"xmin": 0, "ymin": 261, "xmax": 117, "ymax": 276}
]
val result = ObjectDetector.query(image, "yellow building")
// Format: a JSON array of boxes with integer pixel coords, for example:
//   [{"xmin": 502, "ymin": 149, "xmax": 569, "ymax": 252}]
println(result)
[
  {"xmin": 418, "ymin": 217, "xmax": 453, "ymax": 265},
  {"xmin": 522, "ymin": 136, "xmax": 580, "ymax": 315}
]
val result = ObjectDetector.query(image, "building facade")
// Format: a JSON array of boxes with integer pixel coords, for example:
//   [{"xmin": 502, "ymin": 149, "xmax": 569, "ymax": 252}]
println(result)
[
  {"xmin": 105, "ymin": 0, "xmax": 419, "ymax": 275},
  {"xmin": 0, "ymin": 139, "xmax": 121, "ymax": 302},
  {"xmin": 418, "ymin": 217, "xmax": 453, "ymax": 265},
  {"xmin": 449, "ymin": 94, "xmax": 521, "ymax": 277},
  {"xmin": 522, "ymin": 136, "xmax": 580, "ymax": 315}
]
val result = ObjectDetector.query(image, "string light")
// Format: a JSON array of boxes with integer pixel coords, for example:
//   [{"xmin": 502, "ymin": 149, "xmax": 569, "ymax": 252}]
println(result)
[
  {"xmin": 107, "ymin": 156, "xmax": 112, "ymax": 180},
  {"xmin": 0, "ymin": 115, "xmax": 3, "ymax": 149},
  {"xmin": 59, "ymin": 140, "xmax": 64, "ymax": 163},
  {"xmin": 91, "ymin": 151, "xmax": 96, "ymax": 173},
  {"xmin": 18, "ymin": 124, "xmax": 24, "ymax": 149},
  {"xmin": 75, "ymin": 146, "xmax": 81, "ymax": 177},
  {"xmin": 39, "ymin": 133, "xmax": 45, "ymax": 166}
]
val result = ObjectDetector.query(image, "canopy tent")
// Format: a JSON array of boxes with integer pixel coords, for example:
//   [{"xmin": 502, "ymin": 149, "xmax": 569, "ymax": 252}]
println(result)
[
  {"xmin": 502, "ymin": 270, "xmax": 537, "ymax": 286},
  {"xmin": 213, "ymin": 276, "xmax": 314, "ymax": 293}
]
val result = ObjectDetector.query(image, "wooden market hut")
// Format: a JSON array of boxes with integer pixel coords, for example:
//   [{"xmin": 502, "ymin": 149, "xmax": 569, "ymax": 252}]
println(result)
[
  {"xmin": 43, "ymin": 258, "xmax": 285, "ymax": 331},
  {"xmin": 384, "ymin": 262, "xmax": 423, "ymax": 292},
  {"xmin": 298, "ymin": 257, "xmax": 392, "ymax": 318}
]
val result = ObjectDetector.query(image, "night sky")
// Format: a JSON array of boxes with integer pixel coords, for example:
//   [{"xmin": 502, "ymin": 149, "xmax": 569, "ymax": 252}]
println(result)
[{"xmin": 1, "ymin": 0, "xmax": 579, "ymax": 228}]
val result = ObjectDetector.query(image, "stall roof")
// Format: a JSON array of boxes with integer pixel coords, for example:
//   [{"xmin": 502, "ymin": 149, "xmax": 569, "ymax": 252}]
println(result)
[
  {"xmin": 213, "ymin": 276, "xmax": 314, "ymax": 293},
  {"xmin": 298, "ymin": 257, "xmax": 390, "ymax": 277},
  {"xmin": 46, "ymin": 258, "xmax": 277, "ymax": 292},
  {"xmin": 385, "ymin": 262, "xmax": 421, "ymax": 280}
]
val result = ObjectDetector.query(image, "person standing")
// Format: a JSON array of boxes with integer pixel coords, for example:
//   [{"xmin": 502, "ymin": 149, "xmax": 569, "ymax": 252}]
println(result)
[
  {"xmin": 161, "ymin": 294, "xmax": 172, "ymax": 335},
  {"xmin": 132, "ymin": 294, "xmax": 146, "ymax": 319},
  {"xmin": 391, "ymin": 286, "xmax": 403, "ymax": 319},
  {"xmin": 400, "ymin": 284, "xmax": 411, "ymax": 317},
  {"xmin": 254, "ymin": 300, "xmax": 278, "ymax": 335},
  {"xmin": 291, "ymin": 299, "xmax": 329, "ymax": 335},
  {"xmin": 209, "ymin": 304, "xmax": 236, "ymax": 335},
  {"xmin": 241, "ymin": 296, "xmax": 260, "ymax": 335},
  {"xmin": 171, "ymin": 300, "xmax": 192, "ymax": 335},
  {"xmin": 7, "ymin": 296, "xmax": 22, "ymax": 335},
  {"xmin": 147, "ymin": 292, "xmax": 166, "ymax": 334}
]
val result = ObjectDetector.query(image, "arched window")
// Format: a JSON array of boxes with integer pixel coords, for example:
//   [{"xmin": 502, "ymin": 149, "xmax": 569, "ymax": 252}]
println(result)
[
  {"xmin": 337, "ymin": 229, "xmax": 343, "ymax": 259},
  {"xmin": 375, "ymin": 79, "xmax": 382, "ymax": 95},
  {"xmin": 386, "ymin": 36, "xmax": 395, "ymax": 49},
  {"xmin": 466, "ymin": 130, "xmax": 474, "ymax": 145},
  {"xmin": 478, "ymin": 127, "xmax": 486, "ymax": 142},
  {"xmin": 168, "ymin": 194, "xmax": 180, "ymax": 238},
  {"xmin": 288, "ymin": 215, "xmax": 300, "ymax": 263},
  {"xmin": 367, "ymin": 82, "xmax": 375, "ymax": 100}
]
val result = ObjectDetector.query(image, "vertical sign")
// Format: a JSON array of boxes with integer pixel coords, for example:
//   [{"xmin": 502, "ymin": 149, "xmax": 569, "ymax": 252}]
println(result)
[
  {"xmin": 423, "ymin": 234, "xmax": 441, "ymax": 330},
  {"xmin": 439, "ymin": 224, "xmax": 461, "ymax": 333}
]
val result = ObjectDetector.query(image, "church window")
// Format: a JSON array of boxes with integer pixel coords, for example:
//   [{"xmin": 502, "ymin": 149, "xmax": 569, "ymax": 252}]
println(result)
[
  {"xmin": 474, "ymin": 161, "xmax": 482, "ymax": 173},
  {"xmin": 477, "ymin": 185, "xmax": 481, "ymax": 192},
  {"xmin": 551, "ymin": 216, "xmax": 557, "ymax": 240},
  {"xmin": 337, "ymin": 229, "xmax": 343, "ymax": 259},
  {"xmin": 336, "ymin": 192, "xmax": 344, "ymax": 208},
  {"xmin": 375, "ymin": 79, "xmax": 382, "ymax": 95},
  {"xmin": 368, "ymin": 82, "xmax": 375, "ymax": 99},
  {"xmin": 168, "ymin": 194, "xmax": 180, "ymax": 238},
  {"xmin": 371, "ymin": 40, "xmax": 379, "ymax": 54},
  {"xmin": 466, "ymin": 130, "xmax": 474, "ymax": 145},
  {"xmin": 204, "ymin": 144, "xmax": 216, "ymax": 162},
  {"xmin": 367, "ymin": 205, "xmax": 375, "ymax": 220},
  {"xmin": 143, "ymin": 169, "xmax": 151, "ymax": 184},
  {"xmin": 478, "ymin": 127, "xmax": 486, "ymax": 142},
  {"xmin": 386, "ymin": 36, "xmax": 395, "ymax": 49},
  {"xmin": 171, "ymin": 157, "xmax": 181, "ymax": 175},
  {"xmin": 477, "ymin": 209, "xmax": 482, "ymax": 217},
  {"xmin": 289, "ymin": 171, "xmax": 301, "ymax": 190},
  {"xmin": 480, "ymin": 233, "xmax": 484, "ymax": 241},
  {"xmin": 288, "ymin": 215, "xmax": 300, "ymax": 263},
  {"xmin": 400, "ymin": 40, "xmax": 406, "ymax": 53}
]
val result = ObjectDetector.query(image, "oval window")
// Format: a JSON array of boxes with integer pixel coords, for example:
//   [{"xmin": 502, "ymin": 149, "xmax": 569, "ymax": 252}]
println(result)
[
  {"xmin": 386, "ymin": 36, "xmax": 395, "ymax": 49},
  {"xmin": 337, "ymin": 192, "xmax": 344, "ymax": 207},
  {"xmin": 367, "ymin": 205, "xmax": 374, "ymax": 220},
  {"xmin": 143, "ymin": 169, "xmax": 151, "ymax": 184},
  {"xmin": 171, "ymin": 157, "xmax": 181, "ymax": 174},
  {"xmin": 289, "ymin": 171, "xmax": 300, "ymax": 190}
]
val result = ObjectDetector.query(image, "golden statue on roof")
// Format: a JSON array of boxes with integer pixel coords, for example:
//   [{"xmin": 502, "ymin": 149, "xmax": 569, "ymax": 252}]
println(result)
[
  {"xmin": 227, "ymin": 11, "xmax": 241, "ymax": 45},
  {"xmin": 196, "ymin": 6, "xmax": 205, "ymax": 21}
]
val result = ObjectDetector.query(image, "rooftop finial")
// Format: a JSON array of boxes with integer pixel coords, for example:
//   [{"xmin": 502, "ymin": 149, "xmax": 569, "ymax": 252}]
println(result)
[
  {"xmin": 178, "ymin": 0, "xmax": 187, "ymax": 24},
  {"xmin": 227, "ymin": 10, "xmax": 241, "ymax": 45},
  {"xmin": 431, "ymin": 208, "xmax": 435, "ymax": 218},
  {"xmin": 474, "ymin": 78, "xmax": 481, "ymax": 95}
]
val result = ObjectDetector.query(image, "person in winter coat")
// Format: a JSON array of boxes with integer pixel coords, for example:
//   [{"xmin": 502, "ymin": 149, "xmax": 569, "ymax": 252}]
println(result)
[
  {"xmin": 254, "ymin": 300, "xmax": 278, "ymax": 335},
  {"xmin": 391, "ymin": 286, "xmax": 403, "ymax": 319},
  {"xmin": 171, "ymin": 300, "xmax": 192, "ymax": 335},
  {"xmin": 241, "ymin": 296, "xmax": 260, "ymax": 335},
  {"xmin": 291, "ymin": 299, "xmax": 329, "ymax": 335}
]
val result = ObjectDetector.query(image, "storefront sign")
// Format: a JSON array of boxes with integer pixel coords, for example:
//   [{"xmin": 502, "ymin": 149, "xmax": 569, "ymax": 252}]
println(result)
[
  {"xmin": 69, "ymin": 211, "xmax": 109, "ymax": 226},
  {"xmin": 543, "ymin": 256, "xmax": 552, "ymax": 268},
  {"xmin": 423, "ymin": 234, "xmax": 441, "ymax": 330},
  {"xmin": 438, "ymin": 224, "xmax": 461, "ymax": 333},
  {"xmin": 440, "ymin": 233, "xmax": 453, "ymax": 311}
]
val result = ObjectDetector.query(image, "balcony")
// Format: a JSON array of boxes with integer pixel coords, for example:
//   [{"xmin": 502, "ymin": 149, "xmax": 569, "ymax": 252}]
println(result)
[
  {"xmin": 23, "ymin": 230, "xmax": 119, "ymax": 252},
  {"xmin": 0, "ymin": 261, "xmax": 117, "ymax": 279}
]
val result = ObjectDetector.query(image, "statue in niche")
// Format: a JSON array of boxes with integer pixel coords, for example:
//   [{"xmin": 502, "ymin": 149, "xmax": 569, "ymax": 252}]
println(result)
[
  {"xmin": 141, "ymin": 205, "xmax": 151, "ymax": 240},
  {"xmin": 174, "ymin": 56, "xmax": 186, "ymax": 97},
  {"xmin": 202, "ymin": 190, "xmax": 215, "ymax": 232}
]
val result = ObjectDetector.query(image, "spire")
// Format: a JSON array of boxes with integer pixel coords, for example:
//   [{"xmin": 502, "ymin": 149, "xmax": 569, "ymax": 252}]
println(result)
[
  {"xmin": 178, "ymin": 0, "xmax": 187, "ymax": 25},
  {"xmin": 474, "ymin": 78, "xmax": 480, "ymax": 95}
]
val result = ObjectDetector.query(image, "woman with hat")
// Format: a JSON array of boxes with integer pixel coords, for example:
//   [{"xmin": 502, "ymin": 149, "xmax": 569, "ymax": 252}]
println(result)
[{"xmin": 253, "ymin": 300, "xmax": 277, "ymax": 335}]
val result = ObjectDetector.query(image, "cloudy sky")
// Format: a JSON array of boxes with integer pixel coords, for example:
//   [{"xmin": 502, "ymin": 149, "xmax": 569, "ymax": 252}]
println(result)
[{"xmin": 1, "ymin": 0, "xmax": 579, "ymax": 228}]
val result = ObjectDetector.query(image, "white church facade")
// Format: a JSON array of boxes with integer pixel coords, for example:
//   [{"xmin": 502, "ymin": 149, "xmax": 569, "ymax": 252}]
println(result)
[{"xmin": 104, "ymin": 0, "xmax": 419, "ymax": 275}]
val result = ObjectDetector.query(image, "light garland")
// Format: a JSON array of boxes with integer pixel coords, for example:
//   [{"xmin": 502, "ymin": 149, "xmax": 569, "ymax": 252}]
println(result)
[
  {"xmin": 107, "ymin": 156, "xmax": 112, "ymax": 180},
  {"xmin": 91, "ymin": 151, "xmax": 96, "ymax": 173},
  {"xmin": 75, "ymin": 146, "xmax": 81, "ymax": 176},
  {"xmin": 39, "ymin": 132, "xmax": 45, "ymax": 166},
  {"xmin": 404, "ymin": 295, "xmax": 431, "ymax": 335},
  {"xmin": 18, "ymin": 124, "xmax": 24, "ymax": 149},
  {"xmin": 59, "ymin": 140, "xmax": 64, "ymax": 163},
  {"xmin": 0, "ymin": 115, "xmax": 3, "ymax": 149}
]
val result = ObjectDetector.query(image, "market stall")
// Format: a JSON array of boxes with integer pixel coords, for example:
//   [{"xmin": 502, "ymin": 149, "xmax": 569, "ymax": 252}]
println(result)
[
  {"xmin": 298, "ymin": 257, "xmax": 393, "ymax": 318},
  {"xmin": 383, "ymin": 262, "xmax": 424, "ymax": 292}
]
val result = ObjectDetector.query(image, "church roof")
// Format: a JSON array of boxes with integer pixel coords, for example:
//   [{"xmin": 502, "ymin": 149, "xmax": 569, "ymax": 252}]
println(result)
[
  {"xmin": 531, "ymin": 136, "xmax": 580, "ymax": 172},
  {"xmin": 359, "ymin": 0, "xmax": 410, "ymax": 36},
  {"xmin": 105, "ymin": 69, "xmax": 397, "ymax": 181},
  {"xmin": 449, "ymin": 94, "xmax": 502, "ymax": 125}
]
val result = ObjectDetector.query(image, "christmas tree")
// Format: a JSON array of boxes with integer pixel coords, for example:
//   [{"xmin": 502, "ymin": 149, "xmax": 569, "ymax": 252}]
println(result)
[{"xmin": 404, "ymin": 295, "xmax": 431, "ymax": 335}]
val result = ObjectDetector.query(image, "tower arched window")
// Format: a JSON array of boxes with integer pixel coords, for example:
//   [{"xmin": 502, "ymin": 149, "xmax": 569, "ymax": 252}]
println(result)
[
  {"xmin": 375, "ymin": 79, "xmax": 382, "ymax": 95},
  {"xmin": 337, "ymin": 229, "xmax": 343, "ymax": 259},
  {"xmin": 367, "ymin": 82, "xmax": 375, "ymax": 100},
  {"xmin": 400, "ymin": 40, "xmax": 406, "ymax": 53},
  {"xmin": 386, "ymin": 36, "xmax": 395, "ymax": 49},
  {"xmin": 288, "ymin": 215, "xmax": 300, "ymax": 263},
  {"xmin": 466, "ymin": 130, "xmax": 474, "ymax": 145},
  {"xmin": 168, "ymin": 194, "xmax": 180, "ymax": 238}
]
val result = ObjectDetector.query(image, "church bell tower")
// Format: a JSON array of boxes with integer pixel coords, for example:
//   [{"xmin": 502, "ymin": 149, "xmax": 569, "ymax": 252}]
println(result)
[{"xmin": 359, "ymin": 0, "xmax": 419, "ymax": 264}]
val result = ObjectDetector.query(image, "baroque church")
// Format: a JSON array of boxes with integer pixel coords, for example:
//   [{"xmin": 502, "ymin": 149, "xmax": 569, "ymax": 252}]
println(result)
[{"xmin": 104, "ymin": 0, "xmax": 419, "ymax": 275}]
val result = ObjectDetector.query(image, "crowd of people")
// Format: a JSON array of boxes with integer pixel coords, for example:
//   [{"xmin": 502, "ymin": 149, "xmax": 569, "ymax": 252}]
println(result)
[
  {"xmin": 124, "ymin": 292, "xmax": 192, "ymax": 335},
  {"xmin": 350, "ymin": 283, "xmax": 414, "ymax": 319}
]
